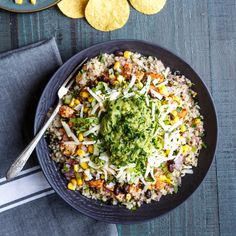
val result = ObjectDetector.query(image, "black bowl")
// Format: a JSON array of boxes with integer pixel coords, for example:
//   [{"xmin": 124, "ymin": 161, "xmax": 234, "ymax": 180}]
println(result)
[{"xmin": 34, "ymin": 40, "xmax": 218, "ymax": 224}]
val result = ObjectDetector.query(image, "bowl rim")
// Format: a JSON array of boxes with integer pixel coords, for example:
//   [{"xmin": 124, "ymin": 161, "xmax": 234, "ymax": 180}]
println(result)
[
  {"xmin": 0, "ymin": 0, "xmax": 61, "ymax": 13},
  {"xmin": 34, "ymin": 39, "xmax": 218, "ymax": 224}
]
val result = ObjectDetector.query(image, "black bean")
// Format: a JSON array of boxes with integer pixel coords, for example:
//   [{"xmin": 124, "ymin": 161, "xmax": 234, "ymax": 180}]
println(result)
[
  {"xmin": 114, "ymin": 51, "xmax": 124, "ymax": 57},
  {"xmin": 169, "ymin": 113, "xmax": 175, "ymax": 120},
  {"xmin": 123, "ymin": 184, "xmax": 130, "ymax": 194},
  {"xmin": 114, "ymin": 185, "xmax": 121, "ymax": 195},
  {"xmin": 90, "ymin": 187, "xmax": 97, "ymax": 193},
  {"xmin": 57, "ymin": 162, "xmax": 63, "ymax": 170},
  {"xmin": 138, "ymin": 182, "xmax": 145, "ymax": 190},
  {"xmin": 145, "ymin": 190, "xmax": 152, "ymax": 199},
  {"xmin": 87, "ymin": 80, "xmax": 97, "ymax": 88},
  {"xmin": 167, "ymin": 160, "xmax": 175, "ymax": 173},
  {"xmin": 97, "ymin": 75, "xmax": 106, "ymax": 82},
  {"xmin": 167, "ymin": 160, "xmax": 175, "ymax": 165},
  {"xmin": 92, "ymin": 174, "xmax": 96, "ymax": 180},
  {"xmin": 106, "ymin": 198, "xmax": 113, "ymax": 205},
  {"xmin": 97, "ymin": 74, "xmax": 112, "ymax": 85}
]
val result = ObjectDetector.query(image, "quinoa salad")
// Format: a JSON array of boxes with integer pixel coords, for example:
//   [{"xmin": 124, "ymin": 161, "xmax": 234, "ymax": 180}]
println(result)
[{"xmin": 46, "ymin": 51, "xmax": 205, "ymax": 210}]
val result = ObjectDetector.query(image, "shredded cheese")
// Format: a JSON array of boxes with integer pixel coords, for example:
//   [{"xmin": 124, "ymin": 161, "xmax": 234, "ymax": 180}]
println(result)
[
  {"xmin": 139, "ymin": 76, "xmax": 151, "ymax": 95},
  {"xmin": 61, "ymin": 121, "xmax": 80, "ymax": 144},
  {"xmin": 84, "ymin": 125, "xmax": 100, "ymax": 137},
  {"xmin": 80, "ymin": 104, "xmax": 84, "ymax": 118},
  {"xmin": 87, "ymin": 87, "xmax": 103, "ymax": 104},
  {"xmin": 150, "ymin": 89, "xmax": 163, "ymax": 100}
]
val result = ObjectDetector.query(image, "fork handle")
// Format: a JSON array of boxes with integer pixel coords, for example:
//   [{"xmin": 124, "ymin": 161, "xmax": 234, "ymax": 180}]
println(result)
[{"xmin": 6, "ymin": 102, "xmax": 61, "ymax": 181}]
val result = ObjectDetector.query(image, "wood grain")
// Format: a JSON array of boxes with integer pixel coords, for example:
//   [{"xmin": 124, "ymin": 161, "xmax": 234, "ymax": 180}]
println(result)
[
  {"xmin": 0, "ymin": 0, "xmax": 235, "ymax": 234},
  {"xmin": 208, "ymin": 1, "xmax": 236, "ymax": 236},
  {"xmin": 0, "ymin": 12, "xmax": 11, "ymax": 52}
]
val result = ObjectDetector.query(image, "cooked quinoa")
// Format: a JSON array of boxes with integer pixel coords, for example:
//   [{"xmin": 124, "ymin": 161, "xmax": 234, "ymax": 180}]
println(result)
[{"xmin": 46, "ymin": 51, "xmax": 205, "ymax": 210}]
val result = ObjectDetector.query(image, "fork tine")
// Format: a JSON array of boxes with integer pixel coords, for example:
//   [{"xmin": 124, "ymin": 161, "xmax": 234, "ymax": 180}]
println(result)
[{"xmin": 61, "ymin": 57, "xmax": 88, "ymax": 88}]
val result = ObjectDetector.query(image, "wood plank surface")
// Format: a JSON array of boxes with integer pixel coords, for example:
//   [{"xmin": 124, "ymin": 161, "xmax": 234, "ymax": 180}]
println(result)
[
  {"xmin": 0, "ymin": 12, "xmax": 12, "ymax": 52},
  {"xmin": 0, "ymin": 0, "xmax": 235, "ymax": 235},
  {"xmin": 208, "ymin": 1, "xmax": 236, "ymax": 236}
]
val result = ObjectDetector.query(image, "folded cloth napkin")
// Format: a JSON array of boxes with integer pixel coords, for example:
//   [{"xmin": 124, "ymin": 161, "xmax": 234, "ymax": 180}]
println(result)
[{"xmin": 0, "ymin": 39, "xmax": 118, "ymax": 236}]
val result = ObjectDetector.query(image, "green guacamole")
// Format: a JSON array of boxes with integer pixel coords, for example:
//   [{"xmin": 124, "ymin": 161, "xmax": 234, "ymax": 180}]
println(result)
[{"xmin": 100, "ymin": 95, "xmax": 156, "ymax": 172}]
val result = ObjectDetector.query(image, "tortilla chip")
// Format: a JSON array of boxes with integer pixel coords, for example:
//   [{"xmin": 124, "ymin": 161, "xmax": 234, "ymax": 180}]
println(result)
[
  {"xmin": 130, "ymin": 0, "xmax": 166, "ymax": 15},
  {"xmin": 85, "ymin": 0, "xmax": 130, "ymax": 32},
  {"xmin": 58, "ymin": 0, "xmax": 88, "ymax": 19}
]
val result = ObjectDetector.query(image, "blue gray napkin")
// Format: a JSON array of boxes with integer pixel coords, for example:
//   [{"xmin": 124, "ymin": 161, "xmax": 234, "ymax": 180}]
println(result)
[{"xmin": 0, "ymin": 39, "xmax": 118, "ymax": 236}]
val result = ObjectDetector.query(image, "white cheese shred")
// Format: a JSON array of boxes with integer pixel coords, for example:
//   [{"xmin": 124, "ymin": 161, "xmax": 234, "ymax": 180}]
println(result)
[
  {"xmin": 150, "ymin": 89, "xmax": 163, "ymax": 100},
  {"xmin": 61, "ymin": 121, "xmax": 80, "ymax": 144},
  {"xmin": 84, "ymin": 125, "xmax": 100, "ymax": 137},
  {"xmin": 87, "ymin": 87, "xmax": 103, "ymax": 105},
  {"xmin": 80, "ymin": 104, "xmax": 84, "ymax": 118},
  {"xmin": 139, "ymin": 76, "xmax": 151, "ymax": 95}
]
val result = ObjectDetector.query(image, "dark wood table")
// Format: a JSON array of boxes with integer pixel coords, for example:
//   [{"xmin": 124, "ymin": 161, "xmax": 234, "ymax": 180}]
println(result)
[{"xmin": 0, "ymin": 1, "xmax": 235, "ymax": 235}]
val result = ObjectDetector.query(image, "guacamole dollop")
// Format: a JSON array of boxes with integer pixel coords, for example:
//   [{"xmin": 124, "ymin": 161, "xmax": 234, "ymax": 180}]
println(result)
[{"xmin": 100, "ymin": 95, "xmax": 156, "ymax": 171}]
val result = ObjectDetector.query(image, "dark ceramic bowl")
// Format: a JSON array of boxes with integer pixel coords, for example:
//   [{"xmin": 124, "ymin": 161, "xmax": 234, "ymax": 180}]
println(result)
[
  {"xmin": 0, "ymin": 0, "xmax": 60, "ymax": 13},
  {"xmin": 34, "ymin": 40, "xmax": 218, "ymax": 224}
]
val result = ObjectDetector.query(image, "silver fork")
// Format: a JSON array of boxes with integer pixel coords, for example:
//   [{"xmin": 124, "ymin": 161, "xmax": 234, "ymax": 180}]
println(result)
[{"xmin": 6, "ymin": 58, "xmax": 88, "ymax": 181}]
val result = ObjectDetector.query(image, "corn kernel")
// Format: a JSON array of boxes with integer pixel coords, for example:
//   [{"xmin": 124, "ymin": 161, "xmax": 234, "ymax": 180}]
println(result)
[
  {"xmin": 88, "ymin": 145, "xmax": 94, "ymax": 154},
  {"xmin": 173, "ymin": 96, "xmax": 181, "ymax": 103},
  {"xmin": 80, "ymin": 162, "xmax": 88, "ymax": 169},
  {"xmin": 171, "ymin": 110, "xmax": 178, "ymax": 117},
  {"xmin": 74, "ymin": 99, "xmax": 80, "ymax": 105},
  {"xmin": 88, "ymin": 96, "xmax": 93, "ymax": 103},
  {"xmin": 166, "ymin": 178, "xmax": 172, "ymax": 184},
  {"xmin": 194, "ymin": 118, "xmax": 201, "ymax": 125},
  {"xmin": 78, "ymin": 133, "xmax": 84, "ymax": 142},
  {"xmin": 113, "ymin": 61, "xmax": 121, "ymax": 70},
  {"xmin": 182, "ymin": 145, "xmax": 190, "ymax": 154},
  {"xmin": 148, "ymin": 185, "xmax": 153, "ymax": 190},
  {"xmin": 69, "ymin": 98, "xmax": 75, "ymax": 107},
  {"xmin": 126, "ymin": 193, "xmax": 132, "ymax": 201},
  {"xmin": 165, "ymin": 149, "xmax": 170, "ymax": 155},
  {"xmin": 68, "ymin": 183, "xmax": 76, "ymax": 191},
  {"xmin": 30, "ymin": 0, "xmax": 36, "ymax": 4},
  {"xmin": 159, "ymin": 175, "xmax": 167, "ymax": 182},
  {"xmin": 180, "ymin": 124, "xmax": 186, "ymax": 132},
  {"xmin": 77, "ymin": 178, "xmax": 83, "ymax": 186},
  {"xmin": 158, "ymin": 85, "xmax": 169, "ymax": 96},
  {"xmin": 77, "ymin": 149, "xmax": 85, "ymax": 157},
  {"xmin": 124, "ymin": 51, "xmax": 131, "ymax": 59},
  {"xmin": 117, "ymin": 75, "xmax": 124, "ymax": 83},
  {"xmin": 81, "ymin": 91, "xmax": 89, "ymax": 98},
  {"xmin": 83, "ymin": 107, "xmax": 89, "ymax": 113},
  {"xmin": 71, "ymin": 179, "xmax": 77, "ymax": 186},
  {"xmin": 173, "ymin": 116, "xmax": 179, "ymax": 123},
  {"xmin": 74, "ymin": 164, "xmax": 79, "ymax": 172},
  {"xmin": 15, "ymin": 0, "xmax": 23, "ymax": 4},
  {"xmin": 113, "ymin": 81, "xmax": 119, "ymax": 86}
]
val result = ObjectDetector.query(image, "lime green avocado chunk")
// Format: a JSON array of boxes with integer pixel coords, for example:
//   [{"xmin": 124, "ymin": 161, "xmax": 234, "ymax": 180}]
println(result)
[{"xmin": 100, "ymin": 95, "xmax": 155, "ymax": 170}]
